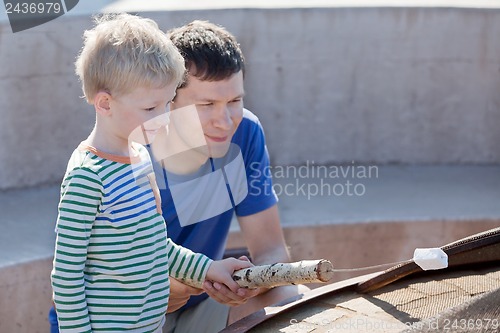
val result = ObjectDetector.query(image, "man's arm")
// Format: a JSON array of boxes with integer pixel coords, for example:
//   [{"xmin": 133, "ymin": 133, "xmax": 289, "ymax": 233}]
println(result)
[
  {"xmin": 167, "ymin": 278, "xmax": 204, "ymax": 313},
  {"xmin": 228, "ymin": 204, "xmax": 310, "ymax": 324},
  {"xmin": 237, "ymin": 204, "xmax": 290, "ymax": 266}
]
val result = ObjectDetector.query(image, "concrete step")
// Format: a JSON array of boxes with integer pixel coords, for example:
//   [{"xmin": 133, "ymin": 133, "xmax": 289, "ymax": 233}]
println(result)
[{"xmin": 2, "ymin": 165, "xmax": 500, "ymax": 268}]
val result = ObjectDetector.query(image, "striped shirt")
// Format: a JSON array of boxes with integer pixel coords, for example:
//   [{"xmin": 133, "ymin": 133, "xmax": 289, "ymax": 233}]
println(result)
[{"xmin": 51, "ymin": 143, "xmax": 212, "ymax": 332}]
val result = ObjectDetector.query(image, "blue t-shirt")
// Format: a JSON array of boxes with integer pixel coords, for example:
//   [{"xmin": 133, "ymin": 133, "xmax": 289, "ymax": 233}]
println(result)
[{"xmin": 151, "ymin": 109, "xmax": 278, "ymax": 309}]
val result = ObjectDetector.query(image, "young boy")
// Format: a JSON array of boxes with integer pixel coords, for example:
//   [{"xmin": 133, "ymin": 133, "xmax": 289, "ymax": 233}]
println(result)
[{"xmin": 50, "ymin": 14, "xmax": 251, "ymax": 332}]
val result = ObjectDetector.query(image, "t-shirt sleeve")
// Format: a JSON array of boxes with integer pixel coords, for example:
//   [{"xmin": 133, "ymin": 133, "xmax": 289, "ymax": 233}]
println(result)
[
  {"xmin": 166, "ymin": 239, "xmax": 213, "ymax": 289},
  {"xmin": 51, "ymin": 167, "xmax": 102, "ymax": 333},
  {"xmin": 234, "ymin": 117, "xmax": 278, "ymax": 217}
]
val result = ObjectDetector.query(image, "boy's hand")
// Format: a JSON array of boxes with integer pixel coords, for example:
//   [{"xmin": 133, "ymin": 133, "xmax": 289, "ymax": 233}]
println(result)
[{"xmin": 204, "ymin": 256, "xmax": 256, "ymax": 306}]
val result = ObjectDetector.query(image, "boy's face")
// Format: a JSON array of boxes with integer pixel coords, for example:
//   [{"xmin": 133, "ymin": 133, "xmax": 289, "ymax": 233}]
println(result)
[
  {"xmin": 108, "ymin": 83, "xmax": 177, "ymax": 146},
  {"xmin": 171, "ymin": 71, "xmax": 245, "ymax": 158}
]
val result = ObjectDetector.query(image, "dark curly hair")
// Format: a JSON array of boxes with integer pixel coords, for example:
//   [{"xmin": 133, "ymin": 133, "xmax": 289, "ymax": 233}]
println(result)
[{"xmin": 167, "ymin": 20, "xmax": 245, "ymax": 88}]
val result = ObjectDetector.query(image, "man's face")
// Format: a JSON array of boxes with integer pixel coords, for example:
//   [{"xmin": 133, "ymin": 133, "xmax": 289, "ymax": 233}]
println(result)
[{"xmin": 171, "ymin": 71, "xmax": 244, "ymax": 158}]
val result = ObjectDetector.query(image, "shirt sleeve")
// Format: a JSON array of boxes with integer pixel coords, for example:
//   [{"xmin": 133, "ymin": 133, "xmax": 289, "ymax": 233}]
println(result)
[
  {"xmin": 235, "ymin": 117, "xmax": 279, "ymax": 217},
  {"xmin": 51, "ymin": 167, "xmax": 102, "ymax": 333},
  {"xmin": 166, "ymin": 238, "xmax": 213, "ymax": 289}
]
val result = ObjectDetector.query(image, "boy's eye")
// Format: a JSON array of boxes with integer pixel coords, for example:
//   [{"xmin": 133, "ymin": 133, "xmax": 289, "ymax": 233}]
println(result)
[
  {"xmin": 146, "ymin": 102, "xmax": 172, "ymax": 112},
  {"xmin": 230, "ymin": 99, "xmax": 242, "ymax": 104}
]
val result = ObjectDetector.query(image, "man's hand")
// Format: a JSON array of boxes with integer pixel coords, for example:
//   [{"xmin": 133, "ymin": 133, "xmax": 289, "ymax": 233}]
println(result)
[
  {"xmin": 167, "ymin": 277, "xmax": 204, "ymax": 313},
  {"xmin": 203, "ymin": 281, "xmax": 262, "ymax": 306},
  {"xmin": 203, "ymin": 256, "xmax": 262, "ymax": 306},
  {"xmin": 204, "ymin": 255, "xmax": 256, "ymax": 306}
]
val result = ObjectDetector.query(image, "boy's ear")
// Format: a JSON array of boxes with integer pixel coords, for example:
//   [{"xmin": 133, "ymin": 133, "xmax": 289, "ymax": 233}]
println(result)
[{"xmin": 94, "ymin": 91, "xmax": 112, "ymax": 116}]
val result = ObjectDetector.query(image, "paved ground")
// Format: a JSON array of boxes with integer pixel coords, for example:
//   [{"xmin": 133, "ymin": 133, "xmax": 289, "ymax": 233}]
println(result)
[{"xmin": 1, "ymin": 165, "xmax": 499, "ymax": 268}]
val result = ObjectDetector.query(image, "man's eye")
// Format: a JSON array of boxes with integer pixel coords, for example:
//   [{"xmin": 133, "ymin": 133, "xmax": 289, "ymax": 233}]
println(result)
[
  {"xmin": 230, "ymin": 99, "xmax": 242, "ymax": 104},
  {"xmin": 145, "ymin": 107, "xmax": 156, "ymax": 112}
]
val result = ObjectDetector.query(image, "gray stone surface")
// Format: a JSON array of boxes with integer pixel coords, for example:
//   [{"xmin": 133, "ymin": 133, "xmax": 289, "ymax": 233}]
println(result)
[
  {"xmin": 1, "ymin": 165, "xmax": 499, "ymax": 268},
  {"xmin": 274, "ymin": 165, "xmax": 500, "ymax": 226}
]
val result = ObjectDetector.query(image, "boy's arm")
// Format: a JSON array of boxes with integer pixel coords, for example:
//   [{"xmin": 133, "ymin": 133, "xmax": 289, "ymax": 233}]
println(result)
[
  {"xmin": 166, "ymin": 240, "xmax": 252, "ymax": 292},
  {"xmin": 166, "ymin": 238, "xmax": 213, "ymax": 289},
  {"xmin": 51, "ymin": 168, "xmax": 102, "ymax": 332}
]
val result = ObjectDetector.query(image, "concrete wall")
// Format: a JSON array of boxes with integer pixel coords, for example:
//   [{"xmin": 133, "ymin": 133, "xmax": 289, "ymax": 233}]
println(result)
[{"xmin": 1, "ymin": 6, "xmax": 500, "ymax": 189}]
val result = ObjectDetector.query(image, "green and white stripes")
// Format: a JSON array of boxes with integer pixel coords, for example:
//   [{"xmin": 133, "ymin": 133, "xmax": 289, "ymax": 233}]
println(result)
[{"xmin": 51, "ymin": 145, "xmax": 212, "ymax": 332}]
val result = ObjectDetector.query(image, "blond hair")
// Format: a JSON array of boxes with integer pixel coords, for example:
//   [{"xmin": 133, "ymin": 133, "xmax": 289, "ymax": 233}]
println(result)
[{"xmin": 75, "ymin": 13, "xmax": 185, "ymax": 103}]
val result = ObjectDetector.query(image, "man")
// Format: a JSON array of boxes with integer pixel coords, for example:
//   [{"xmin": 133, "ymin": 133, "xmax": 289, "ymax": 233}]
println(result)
[{"xmin": 152, "ymin": 21, "xmax": 308, "ymax": 332}]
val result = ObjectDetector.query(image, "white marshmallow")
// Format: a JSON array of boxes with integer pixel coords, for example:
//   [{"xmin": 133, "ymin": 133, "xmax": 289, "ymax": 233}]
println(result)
[{"xmin": 413, "ymin": 248, "xmax": 448, "ymax": 270}]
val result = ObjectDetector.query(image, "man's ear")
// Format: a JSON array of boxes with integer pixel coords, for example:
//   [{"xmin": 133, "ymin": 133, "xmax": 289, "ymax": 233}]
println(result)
[{"xmin": 94, "ymin": 91, "xmax": 112, "ymax": 116}]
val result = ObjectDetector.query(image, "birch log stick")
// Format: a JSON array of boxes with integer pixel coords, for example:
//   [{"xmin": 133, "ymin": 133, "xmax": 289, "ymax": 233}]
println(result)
[{"xmin": 232, "ymin": 259, "xmax": 334, "ymax": 289}]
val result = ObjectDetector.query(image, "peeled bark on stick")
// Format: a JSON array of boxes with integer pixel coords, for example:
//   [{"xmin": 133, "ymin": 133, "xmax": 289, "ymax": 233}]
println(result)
[{"xmin": 232, "ymin": 259, "xmax": 334, "ymax": 289}]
